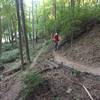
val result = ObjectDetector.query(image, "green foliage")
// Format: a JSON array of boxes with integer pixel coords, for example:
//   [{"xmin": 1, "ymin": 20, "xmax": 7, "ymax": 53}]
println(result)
[
  {"xmin": 2, "ymin": 43, "xmax": 12, "ymax": 51},
  {"xmin": 1, "ymin": 0, "xmax": 100, "ymax": 44},
  {"xmin": 1, "ymin": 0, "xmax": 17, "ymax": 40},
  {"xmin": 35, "ymin": 0, "xmax": 100, "ymax": 40},
  {"xmin": 45, "ymin": 39, "xmax": 52, "ymax": 46},
  {"xmin": 2, "ymin": 43, "xmax": 18, "ymax": 51},
  {"xmin": 53, "ymin": 96, "xmax": 60, "ymax": 100},
  {"xmin": 21, "ymin": 71, "xmax": 43, "ymax": 100},
  {"xmin": 71, "ymin": 69, "xmax": 81, "ymax": 77},
  {"xmin": 0, "ymin": 49, "xmax": 19, "ymax": 63}
]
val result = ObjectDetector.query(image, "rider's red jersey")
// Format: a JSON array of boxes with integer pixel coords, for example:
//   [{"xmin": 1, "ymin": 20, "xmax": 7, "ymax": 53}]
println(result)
[{"xmin": 53, "ymin": 34, "xmax": 59, "ymax": 42}]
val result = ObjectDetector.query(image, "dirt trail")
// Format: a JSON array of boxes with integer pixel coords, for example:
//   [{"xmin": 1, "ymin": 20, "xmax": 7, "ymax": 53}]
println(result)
[
  {"xmin": 1, "ymin": 80, "xmax": 21, "ymax": 100},
  {"xmin": 30, "ymin": 48, "xmax": 44, "ymax": 69},
  {"xmin": 0, "ymin": 72, "xmax": 21, "ymax": 100},
  {"xmin": 54, "ymin": 52, "xmax": 100, "ymax": 76},
  {"xmin": 26, "ymin": 51, "xmax": 100, "ymax": 100},
  {"xmin": 30, "ymin": 41, "xmax": 46, "ymax": 69}
]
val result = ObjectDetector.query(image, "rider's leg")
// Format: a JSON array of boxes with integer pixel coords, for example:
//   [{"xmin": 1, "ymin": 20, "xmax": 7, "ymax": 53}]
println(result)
[
  {"xmin": 55, "ymin": 42, "xmax": 57, "ymax": 51},
  {"xmin": 57, "ymin": 42, "xmax": 59, "ymax": 50},
  {"xmin": 55, "ymin": 42, "xmax": 59, "ymax": 51}
]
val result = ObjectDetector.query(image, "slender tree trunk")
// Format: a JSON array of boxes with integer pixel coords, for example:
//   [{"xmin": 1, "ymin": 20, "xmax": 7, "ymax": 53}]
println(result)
[
  {"xmin": 15, "ymin": 0, "xmax": 24, "ymax": 69},
  {"xmin": 77, "ymin": 0, "xmax": 81, "ymax": 7},
  {"xmin": 8, "ymin": 22, "xmax": 14, "ymax": 46},
  {"xmin": 97, "ymin": 0, "xmax": 100, "ymax": 3},
  {"xmin": 8, "ymin": 26, "xmax": 11, "ymax": 43},
  {"xmin": 15, "ymin": 31, "xmax": 17, "ymax": 42},
  {"xmin": 20, "ymin": 0, "xmax": 31, "ymax": 63},
  {"xmin": 4, "ymin": 34, "xmax": 7, "ymax": 43},
  {"xmin": 32, "ymin": 0, "xmax": 35, "ymax": 47},
  {"xmin": 82, "ymin": 0, "xmax": 84, "ymax": 5},
  {"xmin": 35, "ymin": 3, "xmax": 38, "ymax": 43},
  {"xmin": 70, "ymin": 0, "xmax": 75, "ymax": 47},
  {"xmin": 77, "ymin": 0, "xmax": 81, "ymax": 13},
  {"xmin": 28, "ymin": 8, "xmax": 32, "ymax": 40},
  {"xmin": 52, "ymin": 0, "xmax": 56, "ymax": 32},
  {"xmin": 0, "ymin": 16, "xmax": 2, "ymax": 56},
  {"xmin": 43, "ymin": 0, "xmax": 46, "ymax": 35},
  {"xmin": 10, "ymin": 24, "xmax": 14, "ymax": 47},
  {"xmin": 8, "ymin": 34, "xmax": 11, "ymax": 43},
  {"xmin": 7, "ymin": 36, "xmax": 9, "ymax": 42},
  {"xmin": 12, "ymin": 18, "xmax": 17, "ymax": 42}
]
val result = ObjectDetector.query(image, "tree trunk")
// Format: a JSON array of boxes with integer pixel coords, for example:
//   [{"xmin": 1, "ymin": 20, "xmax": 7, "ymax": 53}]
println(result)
[
  {"xmin": 12, "ymin": 18, "xmax": 17, "ymax": 42},
  {"xmin": 77, "ymin": 0, "xmax": 81, "ymax": 7},
  {"xmin": 32, "ymin": 0, "xmax": 35, "ymax": 47},
  {"xmin": 0, "ymin": 34, "xmax": 2, "ymax": 57},
  {"xmin": 15, "ymin": 0, "xmax": 24, "ymax": 70},
  {"xmin": 15, "ymin": 31, "xmax": 17, "ymax": 42},
  {"xmin": 0, "ymin": 16, "xmax": 2, "ymax": 56},
  {"xmin": 82, "ymin": 0, "xmax": 84, "ymax": 5},
  {"xmin": 4, "ymin": 34, "xmax": 7, "ymax": 43},
  {"xmin": 0, "ymin": 8, "xmax": 2, "ymax": 62},
  {"xmin": 20, "ymin": 0, "xmax": 31, "ymax": 63},
  {"xmin": 70, "ymin": 0, "xmax": 75, "ymax": 47},
  {"xmin": 52, "ymin": 0, "xmax": 57, "ymax": 32},
  {"xmin": 10, "ymin": 24, "xmax": 14, "ymax": 47},
  {"xmin": 28, "ymin": 8, "xmax": 32, "ymax": 40},
  {"xmin": 43, "ymin": 0, "xmax": 46, "ymax": 35},
  {"xmin": 35, "ymin": 3, "xmax": 38, "ymax": 43}
]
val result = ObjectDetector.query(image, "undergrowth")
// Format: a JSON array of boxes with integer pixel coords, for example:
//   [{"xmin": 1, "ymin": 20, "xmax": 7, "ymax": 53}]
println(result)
[
  {"xmin": 0, "ymin": 49, "xmax": 19, "ymax": 63},
  {"xmin": 21, "ymin": 71, "xmax": 43, "ymax": 100}
]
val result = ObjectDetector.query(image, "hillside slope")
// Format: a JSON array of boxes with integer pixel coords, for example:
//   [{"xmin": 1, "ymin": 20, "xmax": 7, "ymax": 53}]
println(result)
[{"xmin": 61, "ymin": 25, "xmax": 100, "ymax": 68}]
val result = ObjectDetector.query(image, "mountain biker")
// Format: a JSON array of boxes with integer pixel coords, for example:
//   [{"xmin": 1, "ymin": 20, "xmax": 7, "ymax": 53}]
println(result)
[{"xmin": 52, "ymin": 33, "xmax": 61, "ymax": 51}]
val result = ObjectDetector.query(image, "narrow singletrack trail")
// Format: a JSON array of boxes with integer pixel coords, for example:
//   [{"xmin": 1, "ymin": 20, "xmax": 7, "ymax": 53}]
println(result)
[
  {"xmin": 54, "ymin": 52, "xmax": 100, "ymax": 76},
  {"xmin": 30, "ymin": 41, "xmax": 46, "ymax": 69}
]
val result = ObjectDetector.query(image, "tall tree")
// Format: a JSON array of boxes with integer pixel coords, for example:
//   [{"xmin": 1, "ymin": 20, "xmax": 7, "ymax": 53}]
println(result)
[
  {"xmin": 32, "ymin": 0, "xmax": 35, "ymax": 47},
  {"xmin": 0, "ymin": 16, "xmax": 2, "ymax": 56},
  {"xmin": 28, "ymin": 8, "xmax": 32, "ymax": 40},
  {"xmin": 35, "ymin": 2, "xmax": 38, "ymax": 43},
  {"xmin": 70, "ymin": 0, "xmax": 75, "ymax": 47},
  {"xmin": 43, "ymin": 0, "xmax": 46, "ymax": 34},
  {"xmin": 15, "ymin": 0, "xmax": 24, "ymax": 69},
  {"xmin": 52, "ymin": 0, "xmax": 56, "ymax": 32},
  {"xmin": 20, "ymin": 0, "xmax": 31, "ymax": 63},
  {"xmin": 0, "ymin": 4, "xmax": 2, "ymax": 56}
]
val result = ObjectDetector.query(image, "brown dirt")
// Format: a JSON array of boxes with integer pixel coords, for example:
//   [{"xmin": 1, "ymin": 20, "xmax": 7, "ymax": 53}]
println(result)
[
  {"xmin": 0, "ymin": 41, "xmax": 45, "ymax": 100},
  {"xmin": 54, "ymin": 53, "xmax": 100, "ymax": 76},
  {"xmin": 0, "ymin": 71, "xmax": 22, "ymax": 100},
  {"xmin": 0, "ymin": 26, "xmax": 100, "ymax": 100},
  {"xmin": 61, "ymin": 25, "xmax": 100, "ymax": 68},
  {"xmin": 1, "ymin": 49, "xmax": 100, "ymax": 100},
  {"xmin": 25, "ymin": 52, "xmax": 100, "ymax": 100}
]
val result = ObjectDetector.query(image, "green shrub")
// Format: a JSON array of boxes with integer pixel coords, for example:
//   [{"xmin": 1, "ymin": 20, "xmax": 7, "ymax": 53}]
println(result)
[
  {"xmin": 2, "ymin": 43, "xmax": 19, "ymax": 51},
  {"xmin": 2, "ymin": 43, "xmax": 13, "ymax": 51},
  {"xmin": 42, "ymin": 3, "xmax": 100, "ymax": 39},
  {"xmin": 35, "ymin": 43, "xmax": 42, "ymax": 50},
  {"xmin": 0, "ymin": 49, "xmax": 19, "ymax": 63},
  {"xmin": 21, "ymin": 71, "xmax": 43, "ymax": 100},
  {"xmin": 23, "ymin": 1, "xmax": 100, "ymax": 40}
]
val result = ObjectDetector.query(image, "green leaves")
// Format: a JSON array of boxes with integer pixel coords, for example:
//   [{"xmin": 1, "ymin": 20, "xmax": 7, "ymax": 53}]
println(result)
[
  {"xmin": 22, "ymin": 71, "xmax": 43, "ymax": 100},
  {"xmin": 0, "ymin": 49, "xmax": 19, "ymax": 63},
  {"xmin": 1, "ymin": 0, "xmax": 100, "ymax": 42},
  {"xmin": 33, "ymin": 0, "xmax": 100, "ymax": 39}
]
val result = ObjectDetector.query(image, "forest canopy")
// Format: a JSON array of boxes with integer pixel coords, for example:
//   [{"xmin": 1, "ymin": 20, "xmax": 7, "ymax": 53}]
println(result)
[{"xmin": 1, "ymin": 0, "xmax": 100, "ymax": 40}]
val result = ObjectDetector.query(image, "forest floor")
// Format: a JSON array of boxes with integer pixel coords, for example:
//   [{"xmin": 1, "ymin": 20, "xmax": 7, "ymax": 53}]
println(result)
[
  {"xmin": 23, "ymin": 25, "xmax": 100, "ymax": 100},
  {"xmin": 0, "ymin": 25, "xmax": 100, "ymax": 100},
  {"xmin": 0, "ymin": 41, "xmax": 46, "ymax": 100},
  {"xmin": 24, "ymin": 51, "xmax": 100, "ymax": 100},
  {"xmin": 62, "ymin": 25, "xmax": 100, "ymax": 68},
  {"xmin": 54, "ymin": 53, "xmax": 100, "ymax": 76}
]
